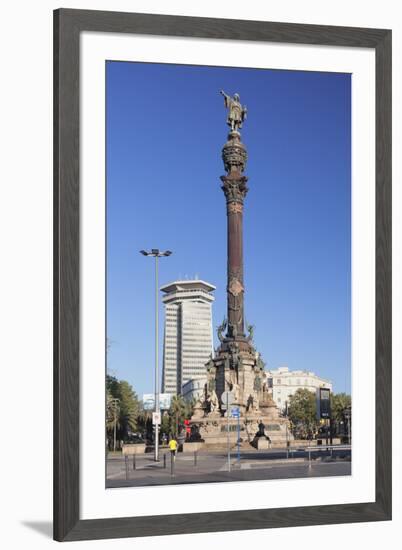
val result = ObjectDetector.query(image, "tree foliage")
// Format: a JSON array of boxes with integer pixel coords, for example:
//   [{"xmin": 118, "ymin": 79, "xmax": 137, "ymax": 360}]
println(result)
[
  {"xmin": 169, "ymin": 394, "xmax": 187, "ymax": 437},
  {"xmin": 288, "ymin": 388, "xmax": 318, "ymax": 436},
  {"xmin": 106, "ymin": 374, "xmax": 140, "ymax": 444},
  {"xmin": 331, "ymin": 392, "xmax": 351, "ymax": 423},
  {"xmin": 105, "ymin": 370, "xmax": 198, "ymax": 445},
  {"xmin": 106, "ymin": 389, "xmax": 120, "ymax": 431}
]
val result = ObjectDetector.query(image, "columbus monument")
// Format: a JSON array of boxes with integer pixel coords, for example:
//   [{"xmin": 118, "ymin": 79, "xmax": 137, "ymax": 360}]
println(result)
[{"xmin": 190, "ymin": 91, "xmax": 291, "ymax": 447}]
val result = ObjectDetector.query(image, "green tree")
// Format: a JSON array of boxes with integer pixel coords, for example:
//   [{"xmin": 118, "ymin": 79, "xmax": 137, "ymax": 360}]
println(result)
[
  {"xmin": 106, "ymin": 374, "xmax": 119, "ymax": 397},
  {"xmin": 331, "ymin": 392, "xmax": 351, "ymax": 423},
  {"xmin": 116, "ymin": 380, "xmax": 140, "ymax": 436},
  {"xmin": 160, "ymin": 414, "xmax": 171, "ymax": 439},
  {"xmin": 136, "ymin": 404, "xmax": 152, "ymax": 441},
  {"xmin": 169, "ymin": 395, "xmax": 187, "ymax": 437},
  {"xmin": 106, "ymin": 389, "xmax": 120, "ymax": 431},
  {"xmin": 105, "ymin": 375, "xmax": 140, "ymax": 443},
  {"xmin": 288, "ymin": 388, "xmax": 317, "ymax": 437},
  {"xmin": 184, "ymin": 397, "xmax": 196, "ymax": 419}
]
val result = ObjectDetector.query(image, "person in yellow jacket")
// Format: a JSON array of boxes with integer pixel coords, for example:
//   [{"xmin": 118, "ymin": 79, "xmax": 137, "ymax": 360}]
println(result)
[{"xmin": 168, "ymin": 437, "xmax": 178, "ymax": 460}]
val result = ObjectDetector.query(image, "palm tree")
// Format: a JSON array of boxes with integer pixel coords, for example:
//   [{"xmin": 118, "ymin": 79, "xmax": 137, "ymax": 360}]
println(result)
[
  {"xmin": 105, "ymin": 376, "xmax": 140, "ymax": 444},
  {"xmin": 117, "ymin": 380, "xmax": 140, "ymax": 435},
  {"xmin": 137, "ymin": 405, "xmax": 153, "ymax": 442},
  {"xmin": 106, "ymin": 391, "xmax": 120, "ymax": 451},
  {"xmin": 331, "ymin": 393, "xmax": 352, "ymax": 423},
  {"xmin": 169, "ymin": 395, "xmax": 187, "ymax": 437},
  {"xmin": 184, "ymin": 397, "xmax": 196, "ymax": 419}
]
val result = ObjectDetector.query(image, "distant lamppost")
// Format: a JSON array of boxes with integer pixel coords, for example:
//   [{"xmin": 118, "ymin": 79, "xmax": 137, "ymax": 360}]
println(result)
[
  {"xmin": 344, "ymin": 406, "xmax": 352, "ymax": 445},
  {"xmin": 140, "ymin": 249, "xmax": 172, "ymax": 462},
  {"xmin": 109, "ymin": 397, "xmax": 119, "ymax": 452}
]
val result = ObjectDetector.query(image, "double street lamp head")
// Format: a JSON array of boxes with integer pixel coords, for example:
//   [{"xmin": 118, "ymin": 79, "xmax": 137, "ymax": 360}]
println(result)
[{"xmin": 140, "ymin": 249, "xmax": 173, "ymax": 258}]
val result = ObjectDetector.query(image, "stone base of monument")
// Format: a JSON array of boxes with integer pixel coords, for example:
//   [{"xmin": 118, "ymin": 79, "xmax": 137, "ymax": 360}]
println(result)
[
  {"xmin": 252, "ymin": 437, "xmax": 271, "ymax": 450},
  {"xmin": 121, "ymin": 444, "xmax": 146, "ymax": 455},
  {"xmin": 182, "ymin": 442, "xmax": 205, "ymax": 453},
  {"xmin": 191, "ymin": 414, "xmax": 292, "ymax": 449}
]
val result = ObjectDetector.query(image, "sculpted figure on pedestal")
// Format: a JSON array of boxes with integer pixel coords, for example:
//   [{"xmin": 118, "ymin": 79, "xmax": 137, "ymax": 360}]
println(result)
[
  {"xmin": 208, "ymin": 390, "xmax": 219, "ymax": 413},
  {"xmin": 217, "ymin": 317, "xmax": 227, "ymax": 343},
  {"xmin": 220, "ymin": 90, "xmax": 248, "ymax": 132}
]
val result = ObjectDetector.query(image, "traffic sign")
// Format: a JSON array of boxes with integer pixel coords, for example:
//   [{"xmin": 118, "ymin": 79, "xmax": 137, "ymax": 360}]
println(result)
[
  {"xmin": 230, "ymin": 406, "xmax": 240, "ymax": 418},
  {"xmin": 152, "ymin": 412, "xmax": 161, "ymax": 425},
  {"xmin": 221, "ymin": 391, "xmax": 235, "ymax": 409}
]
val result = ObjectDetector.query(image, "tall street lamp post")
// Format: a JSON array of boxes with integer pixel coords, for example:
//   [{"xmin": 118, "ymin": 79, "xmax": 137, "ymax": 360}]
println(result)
[
  {"xmin": 140, "ymin": 249, "xmax": 172, "ymax": 462},
  {"xmin": 109, "ymin": 397, "xmax": 119, "ymax": 452}
]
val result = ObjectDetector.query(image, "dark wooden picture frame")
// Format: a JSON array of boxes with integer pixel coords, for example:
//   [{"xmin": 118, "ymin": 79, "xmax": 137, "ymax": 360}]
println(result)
[{"xmin": 54, "ymin": 8, "xmax": 392, "ymax": 542}]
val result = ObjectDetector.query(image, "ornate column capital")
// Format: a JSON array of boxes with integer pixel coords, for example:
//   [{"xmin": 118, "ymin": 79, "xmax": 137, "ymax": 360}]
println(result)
[
  {"xmin": 222, "ymin": 130, "xmax": 248, "ymax": 174},
  {"xmin": 221, "ymin": 174, "xmax": 249, "ymax": 203}
]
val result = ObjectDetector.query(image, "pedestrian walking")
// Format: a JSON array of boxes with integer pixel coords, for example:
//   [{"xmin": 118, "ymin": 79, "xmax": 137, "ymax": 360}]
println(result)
[{"xmin": 169, "ymin": 436, "xmax": 178, "ymax": 460}]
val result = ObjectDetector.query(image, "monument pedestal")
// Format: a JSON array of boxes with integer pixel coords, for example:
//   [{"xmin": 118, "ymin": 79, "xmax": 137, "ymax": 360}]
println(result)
[
  {"xmin": 190, "ymin": 413, "xmax": 291, "ymax": 448},
  {"xmin": 190, "ymin": 345, "xmax": 292, "ymax": 448}
]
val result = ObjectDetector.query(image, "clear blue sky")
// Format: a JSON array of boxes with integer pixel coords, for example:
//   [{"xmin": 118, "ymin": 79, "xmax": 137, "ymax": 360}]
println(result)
[{"xmin": 106, "ymin": 61, "xmax": 351, "ymax": 397}]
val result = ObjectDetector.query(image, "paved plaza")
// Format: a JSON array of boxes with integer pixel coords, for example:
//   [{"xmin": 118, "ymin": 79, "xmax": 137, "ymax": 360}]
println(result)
[{"xmin": 106, "ymin": 447, "xmax": 351, "ymax": 488}]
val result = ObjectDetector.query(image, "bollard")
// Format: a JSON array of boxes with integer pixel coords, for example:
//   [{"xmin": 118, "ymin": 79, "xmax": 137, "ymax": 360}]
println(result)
[
  {"xmin": 163, "ymin": 453, "xmax": 166, "ymax": 469},
  {"xmin": 170, "ymin": 452, "xmax": 175, "ymax": 477},
  {"xmin": 132, "ymin": 454, "xmax": 136, "ymax": 470},
  {"xmin": 287, "ymin": 447, "xmax": 289, "ymax": 459},
  {"xmin": 194, "ymin": 451, "xmax": 197, "ymax": 466},
  {"xmin": 308, "ymin": 449, "xmax": 311, "ymax": 468},
  {"xmin": 125, "ymin": 455, "xmax": 129, "ymax": 480}
]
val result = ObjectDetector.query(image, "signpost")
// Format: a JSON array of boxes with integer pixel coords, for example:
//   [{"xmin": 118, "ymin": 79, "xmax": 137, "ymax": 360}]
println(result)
[
  {"xmin": 344, "ymin": 406, "xmax": 351, "ymax": 445},
  {"xmin": 230, "ymin": 406, "xmax": 241, "ymax": 463},
  {"xmin": 221, "ymin": 391, "xmax": 235, "ymax": 409},
  {"xmin": 221, "ymin": 391, "xmax": 235, "ymax": 472}
]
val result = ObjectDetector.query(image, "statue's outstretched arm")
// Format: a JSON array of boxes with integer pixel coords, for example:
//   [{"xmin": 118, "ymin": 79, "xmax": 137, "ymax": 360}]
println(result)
[{"xmin": 220, "ymin": 89, "xmax": 229, "ymax": 106}]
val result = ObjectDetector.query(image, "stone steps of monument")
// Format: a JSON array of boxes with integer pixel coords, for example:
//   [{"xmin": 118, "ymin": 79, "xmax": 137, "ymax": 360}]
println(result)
[
  {"xmin": 199, "ymin": 439, "xmax": 291, "ymax": 451},
  {"xmin": 202, "ymin": 442, "xmax": 251, "ymax": 451}
]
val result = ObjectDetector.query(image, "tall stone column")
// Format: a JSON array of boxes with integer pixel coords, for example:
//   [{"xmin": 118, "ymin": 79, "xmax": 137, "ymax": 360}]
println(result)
[{"xmin": 221, "ymin": 131, "xmax": 248, "ymax": 342}]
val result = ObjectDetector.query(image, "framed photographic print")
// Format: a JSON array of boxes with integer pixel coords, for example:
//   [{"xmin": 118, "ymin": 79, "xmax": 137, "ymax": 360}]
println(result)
[{"xmin": 54, "ymin": 8, "xmax": 392, "ymax": 542}]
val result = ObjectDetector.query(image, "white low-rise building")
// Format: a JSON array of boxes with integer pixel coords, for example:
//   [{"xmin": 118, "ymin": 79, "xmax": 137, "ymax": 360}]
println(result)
[
  {"xmin": 182, "ymin": 366, "xmax": 332, "ymax": 410},
  {"xmin": 182, "ymin": 377, "xmax": 207, "ymax": 403},
  {"xmin": 267, "ymin": 366, "xmax": 332, "ymax": 411}
]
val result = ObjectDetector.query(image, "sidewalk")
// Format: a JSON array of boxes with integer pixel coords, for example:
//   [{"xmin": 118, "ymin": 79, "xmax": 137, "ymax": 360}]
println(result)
[{"xmin": 106, "ymin": 448, "xmax": 351, "ymax": 488}]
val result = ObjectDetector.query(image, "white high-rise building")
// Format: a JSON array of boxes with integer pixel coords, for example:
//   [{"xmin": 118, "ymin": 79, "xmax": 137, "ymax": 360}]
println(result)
[{"xmin": 161, "ymin": 280, "xmax": 215, "ymax": 395}]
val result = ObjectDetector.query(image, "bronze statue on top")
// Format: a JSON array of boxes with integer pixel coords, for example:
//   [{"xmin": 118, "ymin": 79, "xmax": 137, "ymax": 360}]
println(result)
[{"xmin": 220, "ymin": 90, "xmax": 247, "ymax": 132}]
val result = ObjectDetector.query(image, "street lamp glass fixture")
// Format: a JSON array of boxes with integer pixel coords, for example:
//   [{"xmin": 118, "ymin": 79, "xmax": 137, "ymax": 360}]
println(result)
[{"xmin": 140, "ymin": 249, "xmax": 172, "ymax": 258}]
